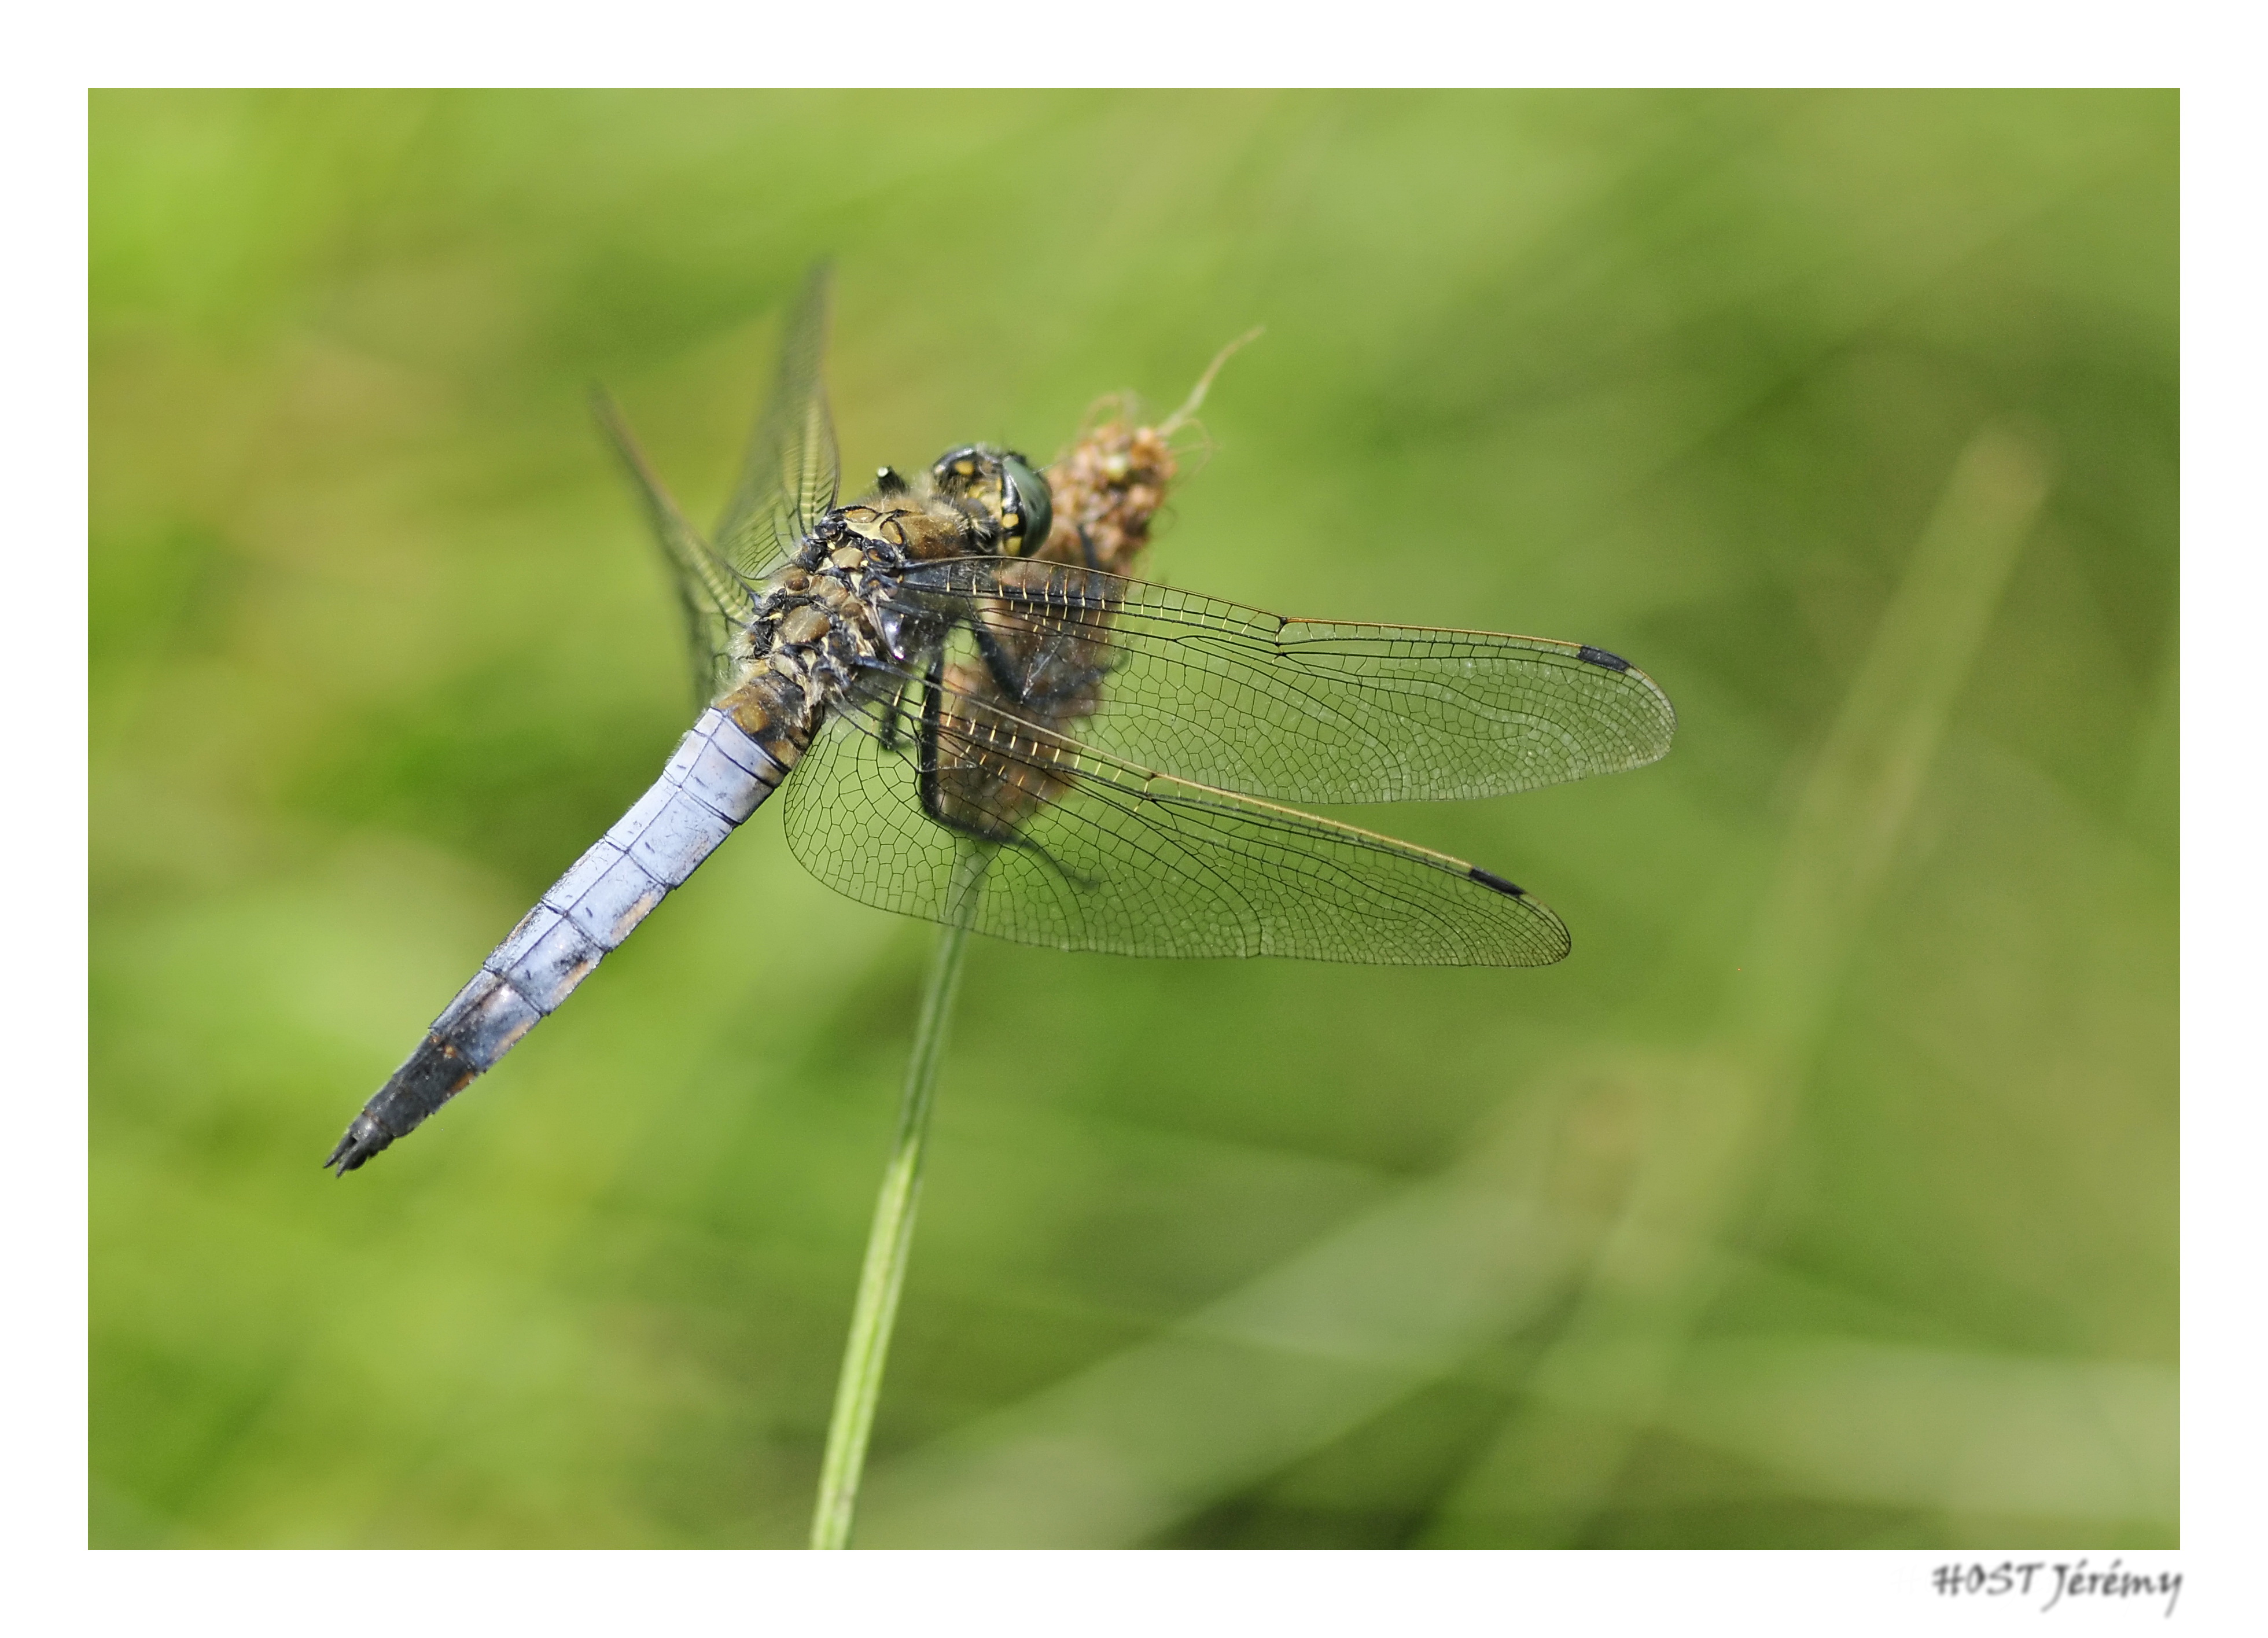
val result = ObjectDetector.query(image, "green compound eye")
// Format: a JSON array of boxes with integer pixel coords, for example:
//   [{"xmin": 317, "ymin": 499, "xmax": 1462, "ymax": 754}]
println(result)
[
  {"xmin": 998, "ymin": 451, "xmax": 1052, "ymax": 556},
  {"xmin": 929, "ymin": 444, "xmax": 1054, "ymax": 554}
]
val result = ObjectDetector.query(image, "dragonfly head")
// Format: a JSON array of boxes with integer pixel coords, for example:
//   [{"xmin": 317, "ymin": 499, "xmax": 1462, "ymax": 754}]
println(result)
[{"xmin": 931, "ymin": 443, "xmax": 1054, "ymax": 558}]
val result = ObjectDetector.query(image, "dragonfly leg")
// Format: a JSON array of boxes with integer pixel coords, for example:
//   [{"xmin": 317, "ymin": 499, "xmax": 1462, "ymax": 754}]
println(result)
[
  {"xmin": 966, "ymin": 619, "xmax": 1030, "ymax": 705},
  {"xmin": 916, "ymin": 654, "xmax": 987, "ymax": 838},
  {"xmin": 910, "ymin": 652, "xmax": 1102, "ymax": 901},
  {"xmin": 875, "ymin": 675, "xmax": 912, "ymax": 752},
  {"xmin": 915, "ymin": 653, "xmax": 1031, "ymax": 851}
]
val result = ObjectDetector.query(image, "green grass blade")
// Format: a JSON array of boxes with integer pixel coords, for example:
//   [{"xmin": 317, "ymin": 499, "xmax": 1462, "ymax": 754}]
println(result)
[{"xmin": 810, "ymin": 854, "xmax": 982, "ymax": 1549}]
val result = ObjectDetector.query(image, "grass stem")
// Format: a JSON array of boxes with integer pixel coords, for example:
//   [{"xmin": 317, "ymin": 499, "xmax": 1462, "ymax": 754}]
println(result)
[{"xmin": 809, "ymin": 891, "xmax": 975, "ymax": 1548}]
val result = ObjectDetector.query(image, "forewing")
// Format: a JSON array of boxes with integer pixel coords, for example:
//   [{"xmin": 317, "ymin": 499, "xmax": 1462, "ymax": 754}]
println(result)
[
  {"xmin": 893, "ymin": 559, "xmax": 1676, "ymax": 804},
  {"xmin": 778, "ymin": 684, "xmax": 1570, "ymax": 966},
  {"xmin": 593, "ymin": 391, "xmax": 756, "ymax": 704},
  {"xmin": 715, "ymin": 262, "xmax": 841, "ymax": 581}
]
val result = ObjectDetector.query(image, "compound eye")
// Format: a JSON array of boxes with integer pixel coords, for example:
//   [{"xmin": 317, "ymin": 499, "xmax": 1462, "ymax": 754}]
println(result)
[
  {"xmin": 997, "ymin": 452, "xmax": 1053, "ymax": 557},
  {"xmin": 931, "ymin": 445, "xmax": 985, "ymax": 490}
]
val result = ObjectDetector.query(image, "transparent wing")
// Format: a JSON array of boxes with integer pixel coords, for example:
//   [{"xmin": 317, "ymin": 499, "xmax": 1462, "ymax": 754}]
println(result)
[
  {"xmin": 886, "ymin": 558, "xmax": 1677, "ymax": 803},
  {"xmin": 778, "ymin": 679, "xmax": 1570, "ymax": 966},
  {"xmin": 592, "ymin": 391, "xmax": 756, "ymax": 704},
  {"xmin": 715, "ymin": 262, "xmax": 841, "ymax": 581}
]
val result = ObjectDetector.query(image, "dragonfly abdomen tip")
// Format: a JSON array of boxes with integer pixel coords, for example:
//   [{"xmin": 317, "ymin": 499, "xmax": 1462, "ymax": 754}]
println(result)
[{"xmin": 325, "ymin": 1115, "xmax": 393, "ymax": 1175}]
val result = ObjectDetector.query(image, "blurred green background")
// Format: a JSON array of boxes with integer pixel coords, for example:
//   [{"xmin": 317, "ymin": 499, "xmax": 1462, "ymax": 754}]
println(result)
[{"xmin": 89, "ymin": 90, "xmax": 2177, "ymax": 1548}]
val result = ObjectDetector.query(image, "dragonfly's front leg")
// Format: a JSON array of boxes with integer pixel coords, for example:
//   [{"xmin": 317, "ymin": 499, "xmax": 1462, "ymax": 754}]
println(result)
[
  {"xmin": 914, "ymin": 652, "xmax": 955, "ymax": 828},
  {"xmin": 966, "ymin": 618, "xmax": 1032, "ymax": 705},
  {"xmin": 875, "ymin": 674, "xmax": 913, "ymax": 752},
  {"xmin": 915, "ymin": 653, "xmax": 1022, "ymax": 847}
]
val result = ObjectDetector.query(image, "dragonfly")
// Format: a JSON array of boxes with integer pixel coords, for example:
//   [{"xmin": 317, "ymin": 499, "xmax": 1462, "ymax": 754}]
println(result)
[{"xmin": 327, "ymin": 267, "xmax": 1676, "ymax": 1174}]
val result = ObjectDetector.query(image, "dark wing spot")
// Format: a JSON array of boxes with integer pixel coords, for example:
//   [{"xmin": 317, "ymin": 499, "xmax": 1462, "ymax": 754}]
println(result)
[
  {"xmin": 1468, "ymin": 867, "xmax": 1526, "ymax": 898},
  {"xmin": 1576, "ymin": 645, "xmax": 1630, "ymax": 672}
]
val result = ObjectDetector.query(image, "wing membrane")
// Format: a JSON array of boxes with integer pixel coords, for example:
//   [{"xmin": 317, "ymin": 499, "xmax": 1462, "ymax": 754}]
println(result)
[
  {"xmin": 889, "ymin": 558, "xmax": 1677, "ymax": 804},
  {"xmin": 592, "ymin": 391, "xmax": 756, "ymax": 704},
  {"xmin": 779, "ymin": 678, "xmax": 1570, "ymax": 966},
  {"xmin": 715, "ymin": 262, "xmax": 841, "ymax": 581}
]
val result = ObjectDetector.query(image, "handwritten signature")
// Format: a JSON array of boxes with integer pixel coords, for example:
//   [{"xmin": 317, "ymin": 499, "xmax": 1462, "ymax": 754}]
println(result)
[{"xmin": 1933, "ymin": 1558, "xmax": 2181, "ymax": 1616}]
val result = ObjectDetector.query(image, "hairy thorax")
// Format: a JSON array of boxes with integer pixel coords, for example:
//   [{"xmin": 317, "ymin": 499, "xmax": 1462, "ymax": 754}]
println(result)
[{"xmin": 711, "ymin": 468, "xmax": 1008, "ymax": 776}]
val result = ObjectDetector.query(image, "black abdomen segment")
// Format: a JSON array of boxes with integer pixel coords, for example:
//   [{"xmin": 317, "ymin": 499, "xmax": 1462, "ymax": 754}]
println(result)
[{"xmin": 326, "ymin": 708, "xmax": 787, "ymax": 1174}]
